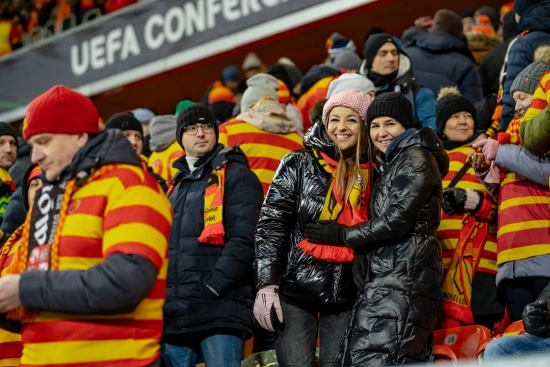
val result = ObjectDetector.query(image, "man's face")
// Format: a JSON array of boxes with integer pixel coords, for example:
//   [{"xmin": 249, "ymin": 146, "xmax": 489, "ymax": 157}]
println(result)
[
  {"xmin": 0, "ymin": 135, "xmax": 17, "ymax": 170},
  {"xmin": 371, "ymin": 42, "xmax": 399, "ymax": 75},
  {"xmin": 28, "ymin": 133, "xmax": 88, "ymax": 181},
  {"xmin": 181, "ymin": 122, "xmax": 217, "ymax": 158},
  {"xmin": 122, "ymin": 130, "xmax": 143, "ymax": 155}
]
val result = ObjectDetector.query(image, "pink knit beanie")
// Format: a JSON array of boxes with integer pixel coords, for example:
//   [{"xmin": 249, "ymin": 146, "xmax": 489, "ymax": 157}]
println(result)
[{"xmin": 322, "ymin": 89, "xmax": 373, "ymax": 125}]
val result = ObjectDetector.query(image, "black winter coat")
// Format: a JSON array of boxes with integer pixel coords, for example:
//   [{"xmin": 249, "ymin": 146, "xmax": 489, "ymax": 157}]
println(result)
[
  {"xmin": 335, "ymin": 128, "xmax": 449, "ymax": 367},
  {"xmin": 255, "ymin": 122, "xmax": 356, "ymax": 304},
  {"xmin": 163, "ymin": 144, "xmax": 263, "ymax": 338},
  {"xmin": 404, "ymin": 31, "xmax": 483, "ymax": 103}
]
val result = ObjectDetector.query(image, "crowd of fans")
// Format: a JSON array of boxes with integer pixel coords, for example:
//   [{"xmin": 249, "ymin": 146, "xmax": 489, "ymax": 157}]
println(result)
[{"xmin": 0, "ymin": 0, "xmax": 550, "ymax": 366}]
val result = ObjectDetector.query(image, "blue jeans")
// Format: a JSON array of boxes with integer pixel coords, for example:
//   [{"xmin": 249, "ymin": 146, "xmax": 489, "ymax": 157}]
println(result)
[
  {"xmin": 162, "ymin": 333, "xmax": 243, "ymax": 367},
  {"xmin": 484, "ymin": 334, "xmax": 550, "ymax": 360},
  {"xmin": 275, "ymin": 297, "xmax": 352, "ymax": 367}
]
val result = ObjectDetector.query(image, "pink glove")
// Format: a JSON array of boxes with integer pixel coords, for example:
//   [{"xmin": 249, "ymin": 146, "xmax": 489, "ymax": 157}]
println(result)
[
  {"xmin": 472, "ymin": 139, "xmax": 499, "ymax": 161},
  {"xmin": 253, "ymin": 285, "xmax": 283, "ymax": 332}
]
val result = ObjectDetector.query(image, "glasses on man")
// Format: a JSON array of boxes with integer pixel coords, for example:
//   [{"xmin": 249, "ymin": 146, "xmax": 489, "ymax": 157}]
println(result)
[{"xmin": 183, "ymin": 123, "xmax": 215, "ymax": 135}]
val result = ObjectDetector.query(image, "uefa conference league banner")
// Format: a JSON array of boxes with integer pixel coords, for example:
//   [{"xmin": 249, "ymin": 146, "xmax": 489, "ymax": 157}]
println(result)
[{"xmin": 0, "ymin": 0, "xmax": 323, "ymax": 116}]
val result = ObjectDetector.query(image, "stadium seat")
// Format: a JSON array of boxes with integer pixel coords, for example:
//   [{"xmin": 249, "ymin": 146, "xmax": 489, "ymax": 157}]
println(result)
[{"xmin": 434, "ymin": 325, "xmax": 492, "ymax": 360}]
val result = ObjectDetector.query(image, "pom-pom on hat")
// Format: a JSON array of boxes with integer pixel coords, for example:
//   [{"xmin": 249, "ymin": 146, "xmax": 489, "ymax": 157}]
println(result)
[
  {"xmin": 208, "ymin": 81, "xmax": 234, "ymax": 104},
  {"xmin": 435, "ymin": 87, "xmax": 477, "ymax": 137},
  {"xmin": 322, "ymin": 89, "xmax": 373, "ymax": 125},
  {"xmin": 366, "ymin": 92, "xmax": 415, "ymax": 129},
  {"xmin": 23, "ymin": 85, "xmax": 99, "ymax": 140}
]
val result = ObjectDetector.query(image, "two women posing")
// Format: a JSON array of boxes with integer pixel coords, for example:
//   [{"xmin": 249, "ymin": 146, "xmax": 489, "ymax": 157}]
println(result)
[{"xmin": 255, "ymin": 86, "xmax": 449, "ymax": 367}]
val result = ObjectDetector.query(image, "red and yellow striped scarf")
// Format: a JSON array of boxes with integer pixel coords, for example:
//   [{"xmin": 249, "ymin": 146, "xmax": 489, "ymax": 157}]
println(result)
[
  {"xmin": 298, "ymin": 150, "xmax": 370, "ymax": 263},
  {"xmin": 197, "ymin": 168, "xmax": 225, "ymax": 245}
]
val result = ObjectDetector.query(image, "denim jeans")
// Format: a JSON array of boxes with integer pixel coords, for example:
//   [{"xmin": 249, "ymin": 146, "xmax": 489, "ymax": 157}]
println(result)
[
  {"xmin": 275, "ymin": 297, "xmax": 352, "ymax": 367},
  {"xmin": 484, "ymin": 334, "xmax": 550, "ymax": 360},
  {"xmin": 161, "ymin": 333, "xmax": 243, "ymax": 367}
]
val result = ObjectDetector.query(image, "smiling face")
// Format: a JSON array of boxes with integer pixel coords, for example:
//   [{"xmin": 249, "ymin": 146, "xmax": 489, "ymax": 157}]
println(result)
[
  {"xmin": 326, "ymin": 106, "xmax": 363, "ymax": 155},
  {"xmin": 512, "ymin": 90, "xmax": 533, "ymax": 118},
  {"xmin": 442, "ymin": 111, "xmax": 475, "ymax": 142},
  {"xmin": 369, "ymin": 116, "xmax": 406, "ymax": 154},
  {"xmin": 371, "ymin": 42, "xmax": 399, "ymax": 75}
]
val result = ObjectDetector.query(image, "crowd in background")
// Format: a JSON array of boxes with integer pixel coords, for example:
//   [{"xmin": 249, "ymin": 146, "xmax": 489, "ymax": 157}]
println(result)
[{"xmin": 0, "ymin": 0, "xmax": 550, "ymax": 366}]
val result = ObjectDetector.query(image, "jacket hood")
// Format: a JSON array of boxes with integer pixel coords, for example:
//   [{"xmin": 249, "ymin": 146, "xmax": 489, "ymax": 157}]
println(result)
[
  {"xmin": 410, "ymin": 32, "xmax": 475, "ymax": 62},
  {"xmin": 299, "ymin": 63, "xmax": 341, "ymax": 95},
  {"xmin": 386, "ymin": 127, "xmax": 449, "ymax": 178},
  {"xmin": 236, "ymin": 97, "xmax": 297, "ymax": 134},
  {"xmin": 303, "ymin": 121, "xmax": 338, "ymax": 158},
  {"xmin": 59, "ymin": 129, "xmax": 141, "ymax": 184},
  {"xmin": 518, "ymin": 0, "xmax": 550, "ymax": 33}
]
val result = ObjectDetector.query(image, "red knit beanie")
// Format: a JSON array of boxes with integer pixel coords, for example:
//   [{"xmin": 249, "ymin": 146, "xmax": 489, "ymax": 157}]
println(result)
[{"xmin": 23, "ymin": 85, "xmax": 99, "ymax": 140}]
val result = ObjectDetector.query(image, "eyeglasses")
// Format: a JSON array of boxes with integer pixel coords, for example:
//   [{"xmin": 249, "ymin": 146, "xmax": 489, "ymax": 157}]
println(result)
[{"xmin": 183, "ymin": 123, "xmax": 215, "ymax": 135}]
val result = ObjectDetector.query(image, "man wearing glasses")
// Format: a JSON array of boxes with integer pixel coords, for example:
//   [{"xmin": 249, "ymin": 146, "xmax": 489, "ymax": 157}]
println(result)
[{"xmin": 162, "ymin": 104, "xmax": 263, "ymax": 367}]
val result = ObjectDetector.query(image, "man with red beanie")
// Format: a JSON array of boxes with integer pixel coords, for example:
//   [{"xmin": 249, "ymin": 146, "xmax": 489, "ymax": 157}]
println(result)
[{"xmin": 0, "ymin": 85, "xmax": 172, "ymax": 367}]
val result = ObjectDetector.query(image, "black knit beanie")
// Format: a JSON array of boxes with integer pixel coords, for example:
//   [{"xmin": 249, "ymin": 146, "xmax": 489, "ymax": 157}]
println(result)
[
  {"xmin": 436, "ymin": 94, "xmax": 477, "ymax": 137},
  {"xmin": 176, "ymin": 104, "xmax": 219, "ymax": 149},
  {"xmin": 363, "ymin": 33, "xmax": 398, "ymax": 70},
  {"xmin": 366, "ymin": 92, "xmax": 414, "ymax": 129},
  {"xmin": 0, "ymin": 122, "xmax": 17, "ymax": 141},
  {"xmin": 105, "ymin": 112, "xmax": 143, "ymax": 136}
]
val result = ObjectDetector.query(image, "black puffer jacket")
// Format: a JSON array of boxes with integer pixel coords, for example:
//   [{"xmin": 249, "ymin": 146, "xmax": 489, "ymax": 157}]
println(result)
[
  {"xmin": 335, "ymin": 128, "xmax": 449, "ymax": 367},
  {"xmin": 163, "ymin": 144, "xmax": 263, "ymax": 338},
  {"xmin": 255, "ymin": 122, "xmax": 356, "ymax": 304}
]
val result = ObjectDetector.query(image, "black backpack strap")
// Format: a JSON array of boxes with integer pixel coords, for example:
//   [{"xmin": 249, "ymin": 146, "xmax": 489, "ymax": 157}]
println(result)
[{"xmin": 448, "ymin": 162, "xmax": 472, "ymax": 188}]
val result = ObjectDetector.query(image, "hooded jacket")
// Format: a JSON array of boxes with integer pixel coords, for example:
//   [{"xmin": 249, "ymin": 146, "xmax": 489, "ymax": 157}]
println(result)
[
  {"xmin": 335, "ymin": 127, "xmax": 449, "ymax": 367},
  {"xmin": 163, "ymin": 144, "xmax": 263, "ymax": 338},
  {"xmin": 360, "ymin": 52, "xmax": 437, "ymax": 131},
  {"xmin": 16, "ymin": 130, "xmax": 172, "ymax": 367},
  {"xmin": 404, "ymin": 31, "xmax": 483, "ymax": 104},
  {"xmin": 255, "ymin": 122, "xmax": 358, "ymax": 304},
  {"xmin": 500, "ymin": 0, "xmax": 550, "ymax": 130}
]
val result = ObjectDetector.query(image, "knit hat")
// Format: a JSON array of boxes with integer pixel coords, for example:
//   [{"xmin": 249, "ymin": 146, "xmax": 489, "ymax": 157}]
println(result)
[
  {"xmin": 514, "ymin": 0, "xmax": 538, "ymax": 17},
  {"xmin": 23, "ymin": 85, "xmax": 99, "ymax": 140},
  {"xmin": 471, "ymin": 15, "xmax": 495, "ymax": 36},
  {"xmin": 0, "ymin": 122, "xmax": 17, "ymax": 141},
  {"xmin": 322, "ymin": 89, "xmax": 373, "ymax": 125},
  {"xmin": 510, "ymin": 45, "xmax": 550, "ymax": 95},
  {"xmin": 267, "ymin": 63, "xmax": 302, "ymax": 92},
  {"xmin": 460, "ymin": 8, "xmax": 475, "ymax": 19},
  {"xmin": 242, "ymin": 52, "xmax": 262, "ymax": 72},
  {"xmin": 105, "ymin": 112, "xmax": 143, "ymax": 136},
  {"xmin": 435, "ymin": 87, "xmax": 477, "ymax": 136},
  {"xmin": 363, "ymin": 33, "xmax": 398, "ymax": 70},
  {"xmin": 327, "ymin": 73, "xmax": 375, "ymax": 99},
  {"xmin": 240, "ymin": 73, "xmax": 279, "ymax": 112},
  {"xmin": 176, "ymin": 104, "xmax": 218, "ymax": 149},
  {"xmin": 366, "ymin": 92, "xmax": 415, "ymax": 129},
  {"xmin": 333, "ymin": 51, "xmax": 362, "ymax": 71},
  {"xmin": 208, "ymin": 81, "xmax": 234, "ymax": 104},
  {"xmin": 131, "ymin": 108, "xmax": 156, "ymax": 123},
  {"xmin": 328, "ymin": 38, "xmax": 357, "ymax": 62},
  {"xmin": 430, "ymin": 9, "xmax": 463, "ymax": 39},
  {"xmin": 475, "ymin": 6, "xmax": 499, "ymax": 31},
  {"xmin": 149, "ymin": 115, "xmax": 177, "ymax": 152},
  {"xmin": 27, "ymin": 165, "xmax": 42, "ymax": 185},
  {"xmin": 174, "ymin": 99, "xmax": 195, "ymax": 116},
  {"xmin": 276, "ymin": 80, "xmax": 292, "ymax": 104},
  {"xmin": 222, "ymin": 65, "xmax": 241, "ymax": 83}
]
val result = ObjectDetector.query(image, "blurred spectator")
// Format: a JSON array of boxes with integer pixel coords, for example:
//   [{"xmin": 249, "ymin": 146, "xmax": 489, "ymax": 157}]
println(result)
[
  {"xmin": 131, "ymin": 107, "xmax": 156, "ymax": 157},
  {"xmin": 242, "ymin": 52, "xmax": 266, "ymax": 80},
  {"xmin": 461, "ymin": 8, "xmax": 476, "ymax": 34},
  {"xmin": 333, "ymin": 50, "xmax": 362, "ymax": 73},
  {"xmin": 404, "ymin": 9, "xmax": 483, "ymax": 103},
  {"xmin": 475, "ymin": 6, "xmax": 500, "ymax": 33},
  {"xmin": 207, "ymin": 81, "xmax": 235, "ymax": 125}
]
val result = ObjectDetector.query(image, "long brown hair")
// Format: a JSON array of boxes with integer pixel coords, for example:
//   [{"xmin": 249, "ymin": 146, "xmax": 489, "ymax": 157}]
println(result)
[{"xmin": 334, "ymin": 123, "xmax": 372, "ymax": 202}]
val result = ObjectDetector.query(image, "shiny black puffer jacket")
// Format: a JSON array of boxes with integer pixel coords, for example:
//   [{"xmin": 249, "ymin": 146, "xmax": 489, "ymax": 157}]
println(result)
[
  {"xmin": 255, "ymin": 122, "xmax": 356, "ymax": 304},
  {"xmin": 335, "ymin": 127, "xmax": 449, "ymax": 367}
]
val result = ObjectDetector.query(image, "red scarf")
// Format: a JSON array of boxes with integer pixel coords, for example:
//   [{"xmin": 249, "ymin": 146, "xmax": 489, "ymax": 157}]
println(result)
[{"xmin": 298, "ymin": 151, "xmax": 370, "ymax": 263}]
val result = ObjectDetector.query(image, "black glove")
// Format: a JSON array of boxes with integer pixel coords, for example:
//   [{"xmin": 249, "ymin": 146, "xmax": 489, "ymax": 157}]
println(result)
[
  {"xmin": 523, "ymin": 299, "xmax": 550, "ymax": 337},
  {"xmin": 442, "ymin": 187, "xmax": 467, "ymax": 215},
  {"xmin": 352, "ymin": 254, "xmax": 368, "ymax": 290},
  {"xmin": 305, "ymin": 220, "xmax": 346, "ymax": 246}
]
